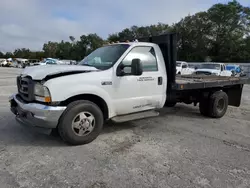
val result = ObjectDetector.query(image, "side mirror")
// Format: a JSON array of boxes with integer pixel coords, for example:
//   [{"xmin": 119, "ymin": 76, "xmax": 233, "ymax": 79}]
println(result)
[
  {"xmin": 116, "ymin": 58, "xmax": 143, "ymax": 76},
  {"xmin": 131, "ymin": 59, "xmax": 143, "ymax": 76}
]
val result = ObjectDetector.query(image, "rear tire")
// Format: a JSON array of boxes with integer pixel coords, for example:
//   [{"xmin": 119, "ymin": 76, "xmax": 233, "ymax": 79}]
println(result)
[
  {"xmin": 208, "ymin": 91, "xmax": 228, "ymax": 118},
  {"xmin": 58, "ymin": 100, "xmax": 103, "ymax": 145}
]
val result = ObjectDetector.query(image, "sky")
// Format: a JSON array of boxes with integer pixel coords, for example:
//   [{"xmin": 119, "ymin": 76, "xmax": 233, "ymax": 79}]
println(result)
[{"xmin": 0, "ymin": 0, "xmax": 249, "ymax": 52}]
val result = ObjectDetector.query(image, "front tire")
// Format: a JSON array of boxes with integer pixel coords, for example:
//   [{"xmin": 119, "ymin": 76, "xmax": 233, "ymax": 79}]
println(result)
[{"xmin": 58, "ymin": 100, "xmax": 104, "ymax": 145}]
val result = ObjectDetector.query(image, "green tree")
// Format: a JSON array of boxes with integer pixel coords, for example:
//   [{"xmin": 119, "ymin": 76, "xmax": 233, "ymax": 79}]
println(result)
[
  {"xmin": 173, "ymin": 12, "xmax": 212, "ymax": 61},
  {"xmin": 108, "ymin": 23, "xmax": 170, "ymax": 42},
  {"xmin": 43, "ymin": 41, "xmax": 59, "ymax": 58},
  {"xmin": 206, "ymin": 0, "xmax": 250, "ymax": 61},
  {"xmin": 56, "ymin": 40, "xmax": 73, "ymax": 59},
  {"xmin": 0, "ymin": 52, "xmax": 4, "ymax": 58},
  {"xmin": 13, "ymin": 48, "xmax": 31, "ymax": 58},
  {"xmin": 5, "ymin": 52, "xmax": 13, "ymax": 58},
  {"xmin": 69, "ymin": 36, "xmax": 75, "ymax": 43}
]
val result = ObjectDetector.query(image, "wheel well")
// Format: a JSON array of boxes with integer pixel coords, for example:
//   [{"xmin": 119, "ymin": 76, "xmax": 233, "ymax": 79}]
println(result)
[{"xmin": 60, "ymin": 94, "xmax": 109, "ymax": 120}]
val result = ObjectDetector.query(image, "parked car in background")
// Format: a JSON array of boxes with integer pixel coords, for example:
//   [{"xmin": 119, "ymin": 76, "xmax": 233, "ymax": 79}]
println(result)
[
  {"xmin": 0, "ymin": 59, "xmax": 8, "ymax": 67},
  {"xmin": 60, "ymin": 60, "xmax": 77, "ymax": 65},
  {"xmin": 13, "ymin": 58, "xmax": 29, "ymax": 68},
  {"xmin": 28, "ymin": 59, "xmax": 40, "ymax": 66},
  {"xmin": 193, "ymin": 63, "xmax": 232, "ymax": 76},
  {"xmin": 188, "ymin": 63, "xmax": 200, "ymax": 70},
  {"xmin": 5, "ymin": 58, "xmax": 13, "ymax": 67},
  {"xmin": 226, "ymin": 64, "xmax": 246, "ymax": 77},
  {"xmin": 33, "ymin": 58, "xmax": 63, "ymax": 66},
  {"xmin": 176, "ymin": 61, "xmax": 195, "ymax": 75},
  {"xmin": 70, "ymin": 60, "xmax": 77, "ymax": 65}
]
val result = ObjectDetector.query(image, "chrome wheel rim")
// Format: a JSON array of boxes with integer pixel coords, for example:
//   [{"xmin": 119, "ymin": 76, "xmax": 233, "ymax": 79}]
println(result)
[{"xmin": 71, "ymin": 112, "xmax": 95, "ymax": 136}]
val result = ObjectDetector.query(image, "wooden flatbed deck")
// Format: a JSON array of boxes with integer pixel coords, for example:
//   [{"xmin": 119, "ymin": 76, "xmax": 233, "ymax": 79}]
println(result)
[{"xmin": 174, "ymin": 75, "xmax": 250, "ymax": 90}]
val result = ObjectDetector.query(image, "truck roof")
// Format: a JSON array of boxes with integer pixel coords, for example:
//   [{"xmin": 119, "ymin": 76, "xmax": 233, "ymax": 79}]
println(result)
[{"xmin": 107, "ymin": 41, "xmax": 157, "ymax": 47}]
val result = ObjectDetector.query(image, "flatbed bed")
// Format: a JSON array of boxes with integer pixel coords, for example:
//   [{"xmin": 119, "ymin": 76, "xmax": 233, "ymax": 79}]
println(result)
[
  {"xmin": 141, "ymin": 33, "xmax": 250, "ymax": 112},
  {"xmin": 174, "ymin": 75, "xmax": 250, "ymax": 90}
]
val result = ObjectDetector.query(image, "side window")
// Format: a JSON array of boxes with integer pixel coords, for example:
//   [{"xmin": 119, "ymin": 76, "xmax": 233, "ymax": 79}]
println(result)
[{"xmin": 121, "ymin": 46, "xmax": 158, "ymax": 73}]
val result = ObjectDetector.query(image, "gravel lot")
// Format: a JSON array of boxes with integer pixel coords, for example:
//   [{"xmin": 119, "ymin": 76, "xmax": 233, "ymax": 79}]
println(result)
[{"xmin": 0, "ymin": 67, "xmax": 250, "ymax": 188}]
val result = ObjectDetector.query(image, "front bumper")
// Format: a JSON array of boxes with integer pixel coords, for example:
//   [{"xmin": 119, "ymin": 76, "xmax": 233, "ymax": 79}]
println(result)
[{"xmin": 9, "ymin": 94, "xmax": 66, "ymax": 129}]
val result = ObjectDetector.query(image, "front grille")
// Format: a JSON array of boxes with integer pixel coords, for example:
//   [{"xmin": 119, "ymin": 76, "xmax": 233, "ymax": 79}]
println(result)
[
  {"xmin": 195, "ymin": 71, "xmax": 212, "ymax": 75},
  {"xmin": 17, "ymin": 76, "xmax": 35, "ymax": 102}
]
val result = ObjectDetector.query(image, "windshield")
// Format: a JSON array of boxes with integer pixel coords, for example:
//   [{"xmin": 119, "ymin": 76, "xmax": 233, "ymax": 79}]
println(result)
[
  {"xmin": 78, "ymin": 44, "xmax": 130, "ymax": 70},
  {"xmin": 200, "ymin": 63, "xmax": 220, "ymax": 70}
]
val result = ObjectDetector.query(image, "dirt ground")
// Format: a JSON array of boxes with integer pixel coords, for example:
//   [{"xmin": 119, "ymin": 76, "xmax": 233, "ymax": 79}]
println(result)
[{"xmin": 0, "ymin": 67, "xmax": 250, "ymax": 188}]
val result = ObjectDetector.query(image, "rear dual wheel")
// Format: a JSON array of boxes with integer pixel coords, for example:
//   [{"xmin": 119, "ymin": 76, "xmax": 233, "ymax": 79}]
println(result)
[{"xmin": 199, "ymin": 91, "xmax": 228, "ymax": 118}]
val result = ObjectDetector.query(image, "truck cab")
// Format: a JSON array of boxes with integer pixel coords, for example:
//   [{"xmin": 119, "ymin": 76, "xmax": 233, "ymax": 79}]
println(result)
[{"xmin": 15, "ymin": 42, "xmax": 167, "ymax": 116}]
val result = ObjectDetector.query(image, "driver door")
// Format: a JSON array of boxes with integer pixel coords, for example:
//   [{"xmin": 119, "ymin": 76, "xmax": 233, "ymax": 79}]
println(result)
[{"xmin": 111, "ymin": 46, "xmax": 165, "ymax": 115}]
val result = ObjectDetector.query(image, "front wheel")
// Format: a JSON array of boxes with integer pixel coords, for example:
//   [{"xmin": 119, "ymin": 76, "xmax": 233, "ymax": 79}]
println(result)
[{"xmin": 58, "ymin": 100, "xmax": 104, "ymax": 145}]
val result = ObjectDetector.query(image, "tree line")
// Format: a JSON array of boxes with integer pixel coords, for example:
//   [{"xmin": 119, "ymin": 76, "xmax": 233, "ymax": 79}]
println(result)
[{"xmin": 0, "ymin": 0, "xmax": 250, "ymax": 62}]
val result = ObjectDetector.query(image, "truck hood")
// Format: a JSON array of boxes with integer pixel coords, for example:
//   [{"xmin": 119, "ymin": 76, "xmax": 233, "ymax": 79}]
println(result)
[
  {"xmin": 194, "ymin": 69, "xmax": 220, "ymax": 74},
  {"xmin": 21, "ymin": 65, "xmax": 98, "ymax": 80}
]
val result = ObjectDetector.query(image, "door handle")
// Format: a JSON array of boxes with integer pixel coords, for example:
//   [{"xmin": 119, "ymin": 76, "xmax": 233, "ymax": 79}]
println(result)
[{"xmin": 158, "ymin": 77, "xmax": 163, "ymax": 85}]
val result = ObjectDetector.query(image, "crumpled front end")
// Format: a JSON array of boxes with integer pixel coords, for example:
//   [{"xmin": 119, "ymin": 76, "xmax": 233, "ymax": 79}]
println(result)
[{"xmin": 9, "ymin": 94, "xmax": 66, "ymax": 130}]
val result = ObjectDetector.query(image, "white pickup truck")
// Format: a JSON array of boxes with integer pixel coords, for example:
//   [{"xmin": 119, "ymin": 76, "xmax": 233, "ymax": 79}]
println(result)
[
  {"xmin": 193, "ymin": 63, "xmax": 233, "ymax": 76},
  {"xmin": 32, "ymin": 58, "xmax": 63, "ymax": 66},
  {"xmin": 9, "ymin": 34, "xmax": 250, "ymax": 145},
  {"xmin": 176, "ymin": 61, "xmax": 194, "ymax": 75},
  {"xmin": 0, "ymin": 59, "xmax": 8, "ymax": 67}
]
